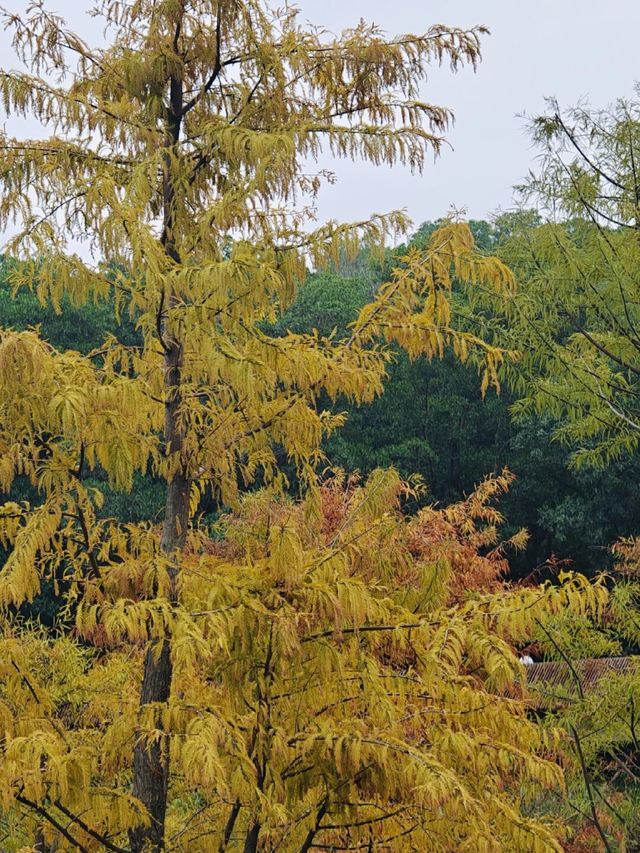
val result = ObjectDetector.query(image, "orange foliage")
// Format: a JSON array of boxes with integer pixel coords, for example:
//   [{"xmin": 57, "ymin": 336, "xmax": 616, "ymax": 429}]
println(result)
[
  {"xmin": 210, "ymin": 467, "xmax": 527, "ymax": 605},
  {"xmin": 611, "ymin": 536, "xmax": 640, "ymax": 576}
]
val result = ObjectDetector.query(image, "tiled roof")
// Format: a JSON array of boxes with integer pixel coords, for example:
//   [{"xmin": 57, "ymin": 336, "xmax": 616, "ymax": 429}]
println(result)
[{"xmin": 521, "ymin": 656, "xmax": 640, "ymax": 709}]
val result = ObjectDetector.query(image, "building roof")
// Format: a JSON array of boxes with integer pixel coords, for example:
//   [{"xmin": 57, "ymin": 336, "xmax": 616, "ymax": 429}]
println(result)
[{"xmin": 522, "ymin": 656, "xmax": 640, "ymax": 709}]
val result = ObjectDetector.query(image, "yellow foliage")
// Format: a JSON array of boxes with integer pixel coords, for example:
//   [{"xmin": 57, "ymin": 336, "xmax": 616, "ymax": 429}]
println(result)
[
  {"xmin": 0, "ymin": 472, "xmax": 604, "ymax": 850},
  {"xmin": 0, "ymin": 0, "xmax": 590, "ymax": 849}
]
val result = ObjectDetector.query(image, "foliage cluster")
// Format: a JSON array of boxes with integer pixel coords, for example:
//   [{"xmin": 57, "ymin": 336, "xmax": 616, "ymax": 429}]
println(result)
[
  {"xmin": 0, "ymin": 470, "xmax": 608, "ymax": 852},
  {"xmin": 524, "ymin": 540, "xmax": 640, "ymax": 850}
]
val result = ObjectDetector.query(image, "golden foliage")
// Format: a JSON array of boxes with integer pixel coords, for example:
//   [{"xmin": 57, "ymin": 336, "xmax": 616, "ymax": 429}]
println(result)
[
  {"xmin": 0, "ymin": 471, "xmax": 608, "ymax": 851},
  {"xmin": 0, "ymin": 1, "xmax": 594, "ymax": 849}
]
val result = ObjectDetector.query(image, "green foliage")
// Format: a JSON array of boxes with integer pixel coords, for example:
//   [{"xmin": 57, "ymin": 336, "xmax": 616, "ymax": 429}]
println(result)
[
  {"xmin": 504, "ymin": 416, "xmax": 640, "ymax": 578},
  {"xmin": 0, "ymin": 257, "xmax": 140, "ymax": 353},
  {"xmin": 490, "ymin": 94, "xmax": 640, "ymax": 468},
  {"xmin": 275, "ymin": 226, "xmax": 640, "ymax": 579},
  {"xmin": 530, "ymin": 565, "xmax": 640, "ymax": 850}
]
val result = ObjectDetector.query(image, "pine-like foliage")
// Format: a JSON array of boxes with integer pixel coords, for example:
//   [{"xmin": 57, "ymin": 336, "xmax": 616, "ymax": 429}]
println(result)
[
  {"xmin": 471, "ymin": 93, "xmax": 640, "ymax": 849},
  {"xmin": 0, "ymin": 2, "xmax": 605, "ymax": 850},
  {"xmin": 488, "ymin": 94, "xmax": 640, "ymax": 467}
]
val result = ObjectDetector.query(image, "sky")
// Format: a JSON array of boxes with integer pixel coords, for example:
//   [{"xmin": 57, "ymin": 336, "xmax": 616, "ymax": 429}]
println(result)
[{"xmin": 1, "ymin": 1, "xmax": 639, "ymax": 234}]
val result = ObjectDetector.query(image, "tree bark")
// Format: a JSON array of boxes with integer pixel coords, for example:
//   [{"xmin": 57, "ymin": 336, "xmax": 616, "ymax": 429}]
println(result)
[
  {"xmin": 129, "ymin": 433, "xmax": 188, "ymax": 851},
  {"xmin": 218, "ymin": 800, "xmax": 242, "ymax": 852},
  {"xmin": 130, "ymin": 15, "xmax": 187, "ymax": 849},
  {"xmin": 35, "ymin": 829, "xmax": 55, "ymax": 853},
  {"xmin": 243, "ymin": 822, "xmax": 260, "ymax": 853}
]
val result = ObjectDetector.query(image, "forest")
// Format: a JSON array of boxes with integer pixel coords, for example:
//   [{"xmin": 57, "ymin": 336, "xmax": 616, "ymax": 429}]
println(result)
[{"xmin": 0, "ymin": 1, "xmax": 639, "ymax": 851}]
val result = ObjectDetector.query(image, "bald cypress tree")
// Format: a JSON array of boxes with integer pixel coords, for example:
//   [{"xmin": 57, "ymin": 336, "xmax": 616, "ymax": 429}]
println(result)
[
  {"xmin": 0, "ymin": 3, "xmax": 599, "ymax": 851},
  {"xmin": 490, "ymin": 96, "xmax": 640, "ymax": 467}
]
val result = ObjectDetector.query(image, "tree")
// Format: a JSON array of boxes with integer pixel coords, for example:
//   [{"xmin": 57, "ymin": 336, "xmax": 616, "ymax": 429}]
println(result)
[
  {"xmin": 470, "ymin": 97, "xmax": 640, "ymax": 851},
  {"xmin": 0, "ymin": 2, "xmax": 593, "ymax": 850},
  {"xmin": 524, "ymin": 537, "xmax": 640, "ymax": 851},
  {"xmin": 490, "ymin": 94, "xmax": 640, "ymax": 467}
]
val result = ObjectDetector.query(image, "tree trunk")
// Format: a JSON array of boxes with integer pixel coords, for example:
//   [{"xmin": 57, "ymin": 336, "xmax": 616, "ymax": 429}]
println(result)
[
  {"xmin": 35, "ymin": 829, "xmax": 53, "ymax": 853},
  {"xmin": 130, "ymin": 22, "xmax": 186, "ymax": 849},
  {"xmin": 129, "ymin": 342, "xmax": 189, "ymax": 851},
  {"xmin": 243, "ymin": 822, "xmax": 260, "ymax": 853}
]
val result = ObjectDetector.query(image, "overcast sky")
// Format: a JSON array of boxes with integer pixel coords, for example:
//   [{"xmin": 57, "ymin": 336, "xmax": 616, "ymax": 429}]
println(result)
[{"xmin": 1, "ymin": 1, "xmax": 639, "ymax": 233}]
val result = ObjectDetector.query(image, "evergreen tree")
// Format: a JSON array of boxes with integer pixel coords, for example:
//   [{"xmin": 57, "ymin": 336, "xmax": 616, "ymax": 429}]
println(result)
[{"xmin": 492, "ymin": 95, "xmax": 640, "ymax": 467}]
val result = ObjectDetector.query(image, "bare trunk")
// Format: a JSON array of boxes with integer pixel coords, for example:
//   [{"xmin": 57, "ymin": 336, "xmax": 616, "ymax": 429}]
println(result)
[
  {"xmin": 130, "ymin": 22, "xmax": 186, "ymax": 849},
  {"xmin": 129, "ymin": 641, "xmax": 171, "ymax": 851}
]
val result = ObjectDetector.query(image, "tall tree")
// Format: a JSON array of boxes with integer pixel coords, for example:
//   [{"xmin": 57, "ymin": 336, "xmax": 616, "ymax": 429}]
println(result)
[
  {"xmin": 490, "ymin": 95, "xmax": 640, "ymax": 467},
  {"xmin": 0, "ymin": 2, "xmax": 581, "ymax": 850}
]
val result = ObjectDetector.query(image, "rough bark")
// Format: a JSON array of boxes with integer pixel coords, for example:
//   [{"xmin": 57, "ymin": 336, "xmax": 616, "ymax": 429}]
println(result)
[{"xmin": 129, "ymin": 449, "xmax": 187, "ymax": 851}]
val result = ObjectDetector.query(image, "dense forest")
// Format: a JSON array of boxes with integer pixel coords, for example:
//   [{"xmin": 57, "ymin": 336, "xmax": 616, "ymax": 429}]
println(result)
[{"xmin": 1, "ymin": 2, "xmax": 640, "ymax": 852}]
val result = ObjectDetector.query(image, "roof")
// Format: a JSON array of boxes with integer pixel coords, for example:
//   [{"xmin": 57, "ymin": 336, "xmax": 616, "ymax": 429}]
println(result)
[{"xmin": 521, "ymin": 656, "xmax": 640, "ymax": 709}]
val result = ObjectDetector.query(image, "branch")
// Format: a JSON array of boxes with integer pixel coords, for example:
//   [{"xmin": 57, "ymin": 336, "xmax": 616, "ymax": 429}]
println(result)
[
  {"xmin": 603, "ymin": 398, "xmax": 640, "ymax": 432},
  {"xmin": 552, "ymin": 109, "xmax": 625, "ymax": 191},
  {"xmin": 181, "ymin": 3, "xmax": 223, "ymax": 117},
  {"xmin": 0, "ymin": 72, "xmax": 147, "ymax": 134},
  {"xmin": 569, "ymin": 725, "xmax": 614, "ymax": 853},
  {"xmin": 533, "ymin": 618, "xmax": 584, "ymax": 700},
  {"xmin": 571, "ymin": 320, "xmax": 640, "ymax": 378},
  {"xmin": 15, "ymin": 795, "xmax": 90, "ymax": 853},
  {"xmin": 299, "ymin": 796, "xmax": 329, "ymax": 853},
  {"xmin": 217, "ymin": 800, "xmax": 241, "ymax": 852},
  {"xmin": 53, "ymin": 800, "xmax": 128, "ymax": 853},
  {"xmin": 72, "ymin": 505, "xmax": 102, "ymax": 579},
  {"xmin": 302, "ymin": 620, "xmax": 427, "ymax": 644},
  {"xmin": 156, "ymin": 288, "xmax": 170, "ymax": 353}
]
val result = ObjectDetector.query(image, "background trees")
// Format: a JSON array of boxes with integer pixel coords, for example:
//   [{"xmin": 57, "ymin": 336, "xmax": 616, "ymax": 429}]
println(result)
[
  {"xmin": 482, "ymin": 91, "xmax": 640, "ymax": 851},
  {"xmin": 270, "ymin": 221, "xmax": 640, "ymax": 578}
]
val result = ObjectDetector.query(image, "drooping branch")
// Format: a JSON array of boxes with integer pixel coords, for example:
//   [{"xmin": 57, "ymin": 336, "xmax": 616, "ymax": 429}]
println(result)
[{"xmin": 52, "ymin": 800, "xmax": 129, "ymax": 853}]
